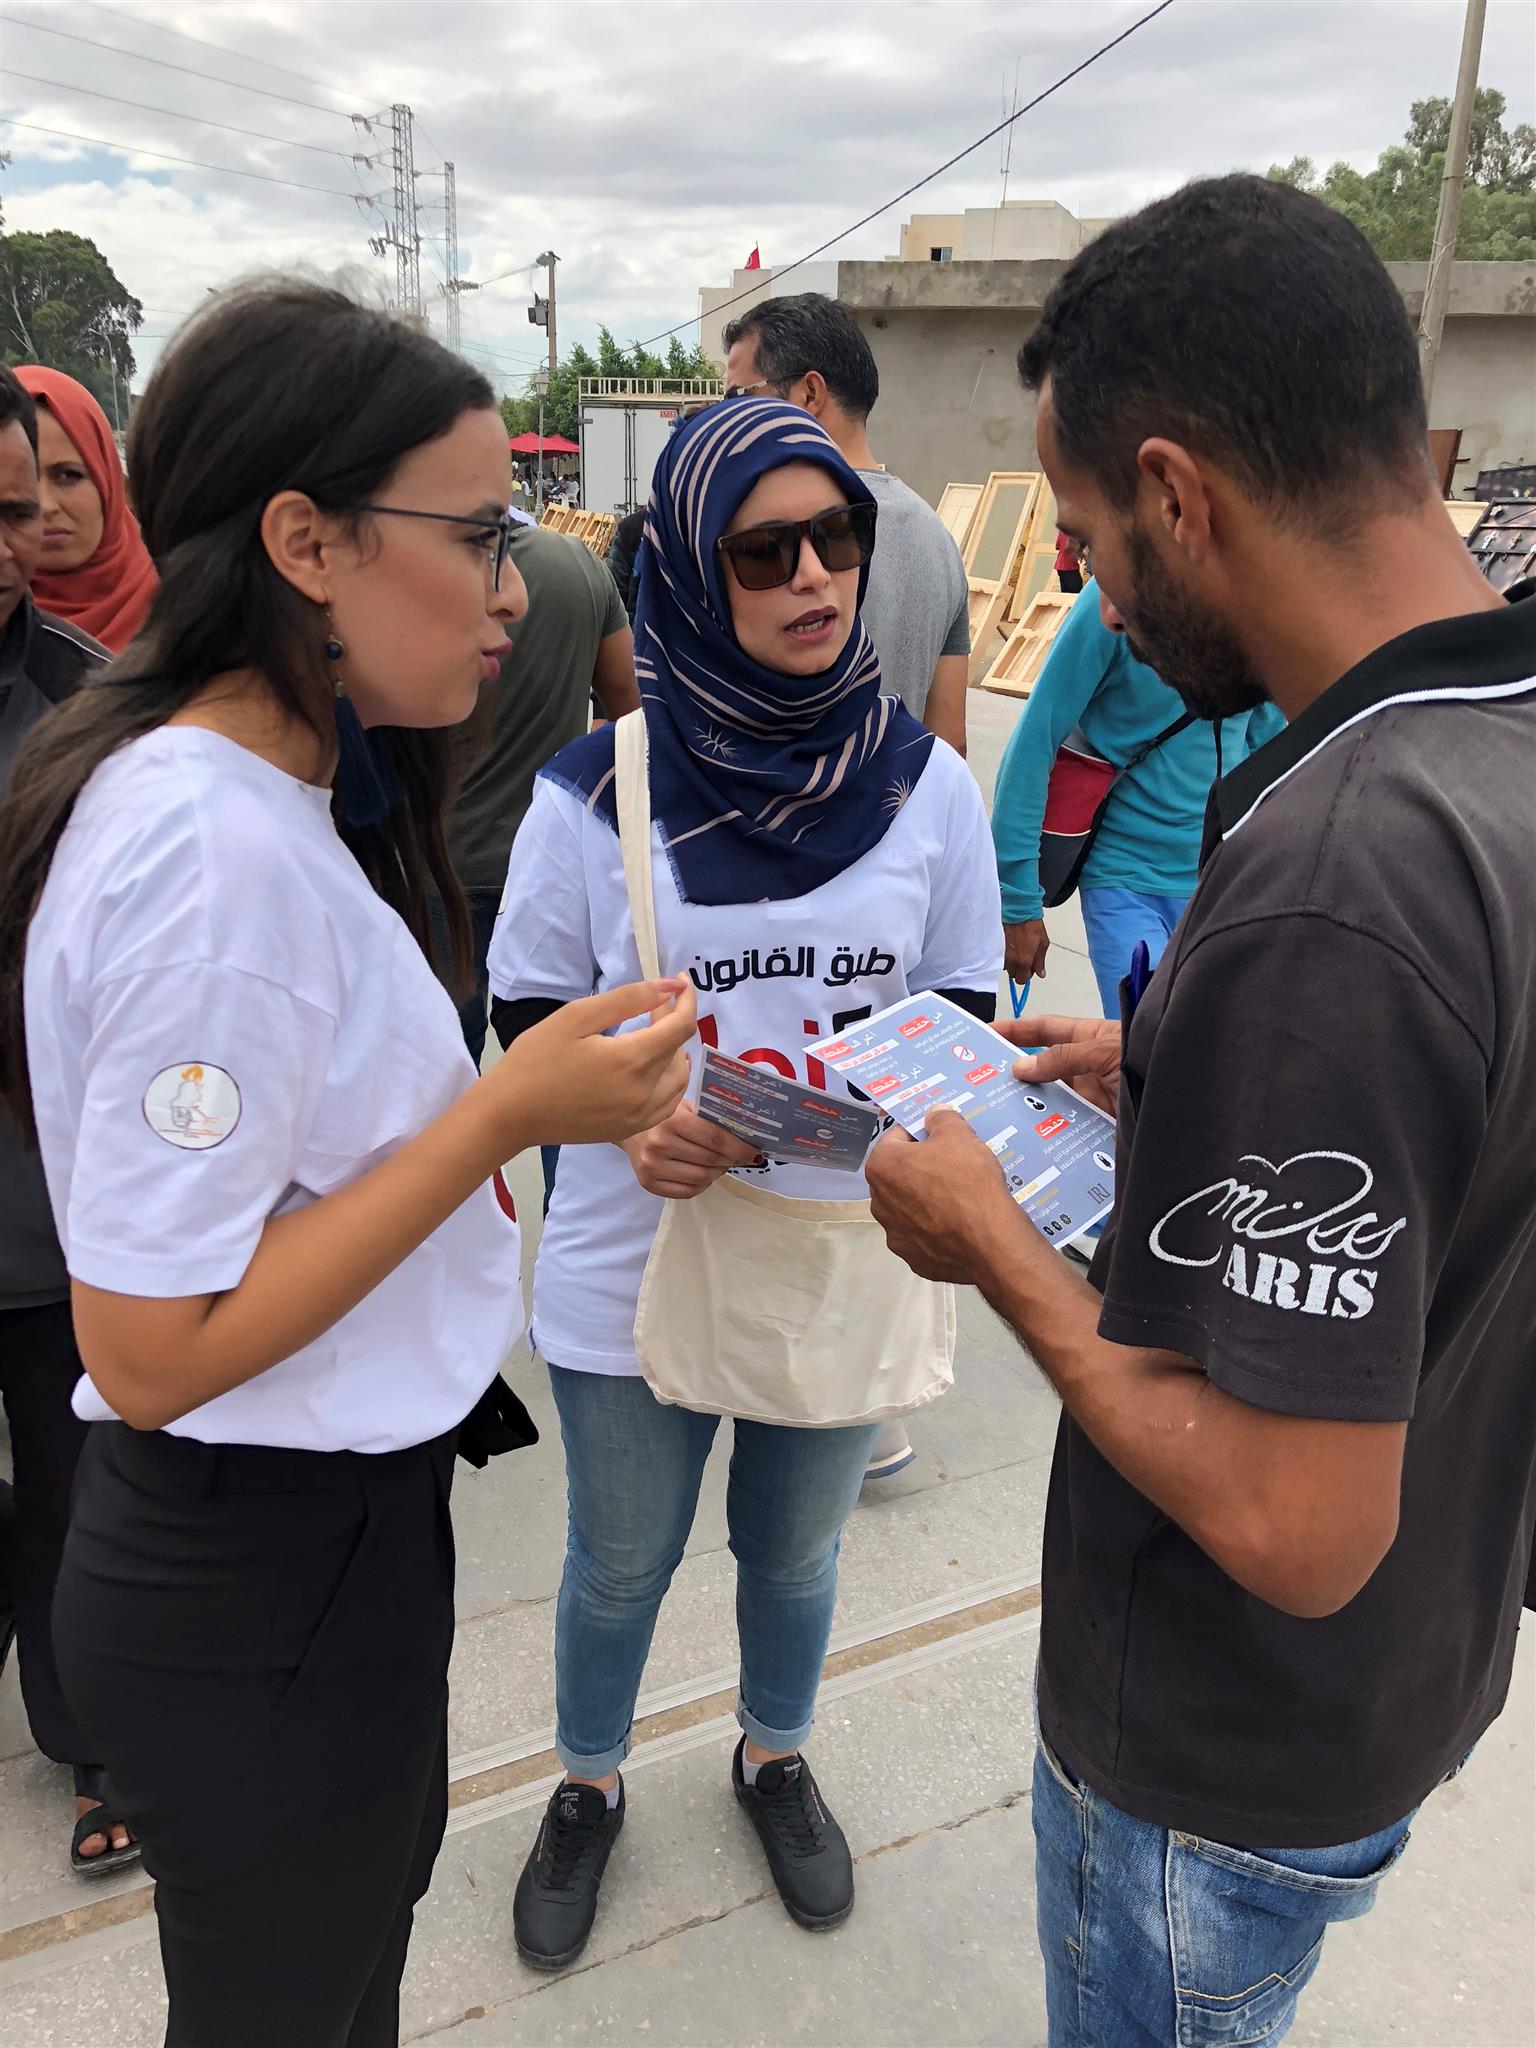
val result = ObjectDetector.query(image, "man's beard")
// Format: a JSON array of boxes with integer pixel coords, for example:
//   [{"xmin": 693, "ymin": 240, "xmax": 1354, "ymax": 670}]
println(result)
[{"xmin": 1116, "ymin": 527, "xmax": 1269, "ymax": 721}]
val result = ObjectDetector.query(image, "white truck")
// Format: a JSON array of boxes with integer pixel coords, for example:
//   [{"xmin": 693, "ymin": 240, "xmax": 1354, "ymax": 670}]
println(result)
[{"xmin": 577, "ymin": 377, "xmax": 724, "ymax": 515}]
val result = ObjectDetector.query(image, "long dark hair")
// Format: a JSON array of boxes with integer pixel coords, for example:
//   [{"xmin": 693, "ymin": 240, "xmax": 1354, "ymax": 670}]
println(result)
[{"xmin": 0, "ymin": 278, "xmax": 494, "ymax": 1139}]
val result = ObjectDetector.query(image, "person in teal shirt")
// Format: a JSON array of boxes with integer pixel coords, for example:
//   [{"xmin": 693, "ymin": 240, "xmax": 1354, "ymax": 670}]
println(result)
[{"xmin": 993, "ymin": 580, "xmax": 1283, "ymax": 1014}]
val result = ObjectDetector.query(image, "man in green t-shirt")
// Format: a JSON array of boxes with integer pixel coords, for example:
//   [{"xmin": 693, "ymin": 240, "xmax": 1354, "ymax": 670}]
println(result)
[{"xmin": 448, "ymin": 522, "xmax": 639, "ymax": 1063}]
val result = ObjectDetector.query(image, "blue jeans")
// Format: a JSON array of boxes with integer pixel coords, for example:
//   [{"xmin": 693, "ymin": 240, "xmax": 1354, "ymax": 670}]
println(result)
[
  {"xmin": 1078, "ymin": 885, "xmax": 1189, "ymax": 1019},
  {"xmin": 547, "ymin": 1363, "xmax": 878, "ymax": 1776},
  {"xmin": 1032, "ymin": 1717, "xmax": 1418, "ymax": 2047}
]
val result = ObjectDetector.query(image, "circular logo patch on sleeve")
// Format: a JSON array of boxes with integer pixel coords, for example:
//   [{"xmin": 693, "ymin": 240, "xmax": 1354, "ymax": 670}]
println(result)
[{"xmin": 142, "ymin": 1063, "xmax": 242, "ymax": 1150}]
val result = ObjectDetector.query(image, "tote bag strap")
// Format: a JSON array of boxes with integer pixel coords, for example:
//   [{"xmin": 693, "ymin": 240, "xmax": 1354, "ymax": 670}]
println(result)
[
  {"xmin": 615, "ymin": 710, "xmax": 663, "ymax": 981},
  {"xmin": 613, "ymin": 710, "xmax": 800, "ymax": 1217}
]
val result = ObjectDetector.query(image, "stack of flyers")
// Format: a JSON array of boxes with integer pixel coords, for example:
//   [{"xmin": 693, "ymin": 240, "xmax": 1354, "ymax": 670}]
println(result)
[
  {"xmin": 694, "ymin": 1046, "xmax": 884, "ymax": 1171},
  {"xmin": 808, "ymin": 993, "xmax": 1116, "ymax": 1247}
]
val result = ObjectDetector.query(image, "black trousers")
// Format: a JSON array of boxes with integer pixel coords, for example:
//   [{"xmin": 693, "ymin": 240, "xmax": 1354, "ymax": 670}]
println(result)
[
  {"xmin": 54, "ymin": 1422, "xmax": 458, "ymax": 2048},
  {"xmin": 0, "ymin": 1298, "xmax": 94, "ymax": 1764}
]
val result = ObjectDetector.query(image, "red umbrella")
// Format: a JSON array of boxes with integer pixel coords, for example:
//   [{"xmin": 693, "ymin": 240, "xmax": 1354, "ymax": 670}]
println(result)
[{"xmin": 507, "ymin": 431, "xmax": 580, "ymax": 454}]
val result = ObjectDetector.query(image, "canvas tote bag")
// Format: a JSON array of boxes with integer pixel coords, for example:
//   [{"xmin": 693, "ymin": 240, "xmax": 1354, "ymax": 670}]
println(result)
[{"xmin": 615, "ymin": 711, "xmax": 955, "ymax": 1427}]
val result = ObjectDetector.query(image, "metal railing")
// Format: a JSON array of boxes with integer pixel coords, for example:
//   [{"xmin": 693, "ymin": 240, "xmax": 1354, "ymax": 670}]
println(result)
[{"xmin": 578, "ymin": 376, "xmax": 724, "ymax": 402}]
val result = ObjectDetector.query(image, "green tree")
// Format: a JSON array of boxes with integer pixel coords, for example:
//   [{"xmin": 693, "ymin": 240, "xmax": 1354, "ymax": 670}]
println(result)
[
  {"xmin": 497, "ymin": 331, "xmax": 719, "ymax": 445},
  {"xmin": 0, "ymin": 229, "xmax": 142, "ymax": 413},
  {"xmin": 1405, "ymin": 87, "xmax": 1535, "ymax": 191},
  {"xmin": 1268, "ymin": 88, "xmax": 1536, "ymax": 261}
]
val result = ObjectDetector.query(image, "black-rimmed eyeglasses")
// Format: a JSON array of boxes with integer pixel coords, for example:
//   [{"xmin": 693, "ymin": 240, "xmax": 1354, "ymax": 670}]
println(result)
[{"xmin": 369, "ymin": 505, "xmax": 520, "ymax": 589}]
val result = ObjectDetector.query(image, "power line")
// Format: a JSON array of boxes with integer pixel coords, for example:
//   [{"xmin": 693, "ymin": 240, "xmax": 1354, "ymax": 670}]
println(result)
[
  {"xmin": 457, "ymin": 327, "xmax": 548, "ymax": 373},
  {"xmin": 462, "ymin": 260, "xmax": 542, "ymax": 290},
  {"xmin": 413, "ymin": 120, "xmax": 449, "ymax": 168},
  {"xmin": 639, "ymin": 0, "xmax": 1176, "ymax": 347},
  {"xmin": 79, "ymin": 0, "xmax": 372, "ymax": 105},
  {"xmin": 462, "ymin": 337, "xmax": 548, "ymax": 369},
  {"xmin": 1, "ymin": 117, "xmax": 380, "ymax": 199},
  {"xmin": 2, "ymin": 15, "xmax": 369, "ymax": 119},
  {"xmin": 5, "ymin": 69, "xmax": 357, "ymax": 159}
]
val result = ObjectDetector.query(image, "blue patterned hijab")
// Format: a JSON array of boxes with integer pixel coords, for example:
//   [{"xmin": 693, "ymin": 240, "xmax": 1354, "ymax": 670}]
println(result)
[{"xmin": 545, "ymin": 399, "xmax": 934, "ymax": 905}]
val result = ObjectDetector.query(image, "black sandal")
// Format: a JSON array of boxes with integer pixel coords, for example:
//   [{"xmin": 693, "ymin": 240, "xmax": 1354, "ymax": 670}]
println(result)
[{"xmin": 71, "ymin": 1764, "xmax": 143, "ymax": 1878}]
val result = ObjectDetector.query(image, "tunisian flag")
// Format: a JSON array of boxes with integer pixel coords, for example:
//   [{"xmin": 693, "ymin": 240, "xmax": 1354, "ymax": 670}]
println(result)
[{"xmin": 744, "ymin": 245, "xmax": 761, "ymax": 271}]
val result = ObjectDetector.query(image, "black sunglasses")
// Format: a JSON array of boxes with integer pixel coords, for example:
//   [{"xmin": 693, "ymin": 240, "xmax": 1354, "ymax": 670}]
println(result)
[
  {"xmin": 716, "ymin": 502, "xmax": 877, "ymax": 592},
  {"xmin": 369, "ymin": 504, "xmax": 520, "ymax": 589}
]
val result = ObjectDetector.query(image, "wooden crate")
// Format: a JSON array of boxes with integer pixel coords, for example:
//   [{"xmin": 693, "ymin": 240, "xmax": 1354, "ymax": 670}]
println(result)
[
  {"xmin": 936, "ymin": 482, "xmax": 982, "ymax": 553},
  {"xmin": 980, "ymin": 593, "xmax": 1076, "ymax": 698}
]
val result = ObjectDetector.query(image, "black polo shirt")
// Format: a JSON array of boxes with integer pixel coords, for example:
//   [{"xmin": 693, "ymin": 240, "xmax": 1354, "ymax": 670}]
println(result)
[{"xmin": 1037, "ymin": 595, "xmax": 1536, "ymax": 1849}]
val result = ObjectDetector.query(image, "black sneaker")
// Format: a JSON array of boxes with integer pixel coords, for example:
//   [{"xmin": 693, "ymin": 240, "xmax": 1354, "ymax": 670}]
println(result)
[
  {"xmin": 732, "ymin": 1739, "xmax": 853, "ymax": 1931},
  {"xmin": 513, "ymin": 1778, "xmax": 625, "ymax": 1970}
]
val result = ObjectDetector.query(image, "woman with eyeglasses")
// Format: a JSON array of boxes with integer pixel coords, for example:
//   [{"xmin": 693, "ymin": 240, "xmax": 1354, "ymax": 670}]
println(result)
[
  {"xmin": 0, "ymin": 280, "xmax": 696, "ymax": 2048},
  {"xmin": 488, "ymin": 400, "xmax": 1001, "ymax": 1967}
]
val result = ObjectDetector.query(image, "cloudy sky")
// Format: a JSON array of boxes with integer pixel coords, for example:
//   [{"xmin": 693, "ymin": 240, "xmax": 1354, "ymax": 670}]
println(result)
[{"xmin": 3, "ymin": 0, "xmax": 1532, "ymax": 397}]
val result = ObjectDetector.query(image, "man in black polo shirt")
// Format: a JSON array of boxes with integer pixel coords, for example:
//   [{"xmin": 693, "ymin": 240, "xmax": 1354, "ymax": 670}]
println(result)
[{"xmin": 866, "ymin": 174, "xmax": 1535, "ymax": 2046}]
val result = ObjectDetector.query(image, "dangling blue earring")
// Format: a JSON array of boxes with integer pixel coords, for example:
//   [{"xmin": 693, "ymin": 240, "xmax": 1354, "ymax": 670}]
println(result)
[{"xmin": 324, "ymin": 611, "xmax": 398, "ymax": 830}]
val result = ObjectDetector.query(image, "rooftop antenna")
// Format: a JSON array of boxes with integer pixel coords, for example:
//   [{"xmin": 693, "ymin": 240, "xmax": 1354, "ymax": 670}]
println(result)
[{"xmin": 999, "ymin": 58, "xmax": 1021, "ymax": 207}]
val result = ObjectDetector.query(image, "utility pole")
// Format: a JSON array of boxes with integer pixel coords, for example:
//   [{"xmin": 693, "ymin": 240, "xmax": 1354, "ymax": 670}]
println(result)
[
  {"xmin": 1417, "ymin": 0, "xmax": 1486, "ymax": 403},
  {"xmin": 442, "ymin": 160, "xmax": 461, "ymax": 351},
  {"xmin": 538, "ymin": 250, "xmax": 559, "ymax": 382},
  {"xmin": 388, "ymin": 102, "xmax": 421, "ymax": 318},
  {"xmin": 534, "ymin": 370, "xmax": 549, "ymax": 515}
]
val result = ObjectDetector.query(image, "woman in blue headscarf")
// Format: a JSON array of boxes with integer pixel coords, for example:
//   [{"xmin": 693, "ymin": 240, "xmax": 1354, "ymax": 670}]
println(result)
[{"xmin": 488, "ymin": 400, "xmax": 1002, "ymax": 1965}]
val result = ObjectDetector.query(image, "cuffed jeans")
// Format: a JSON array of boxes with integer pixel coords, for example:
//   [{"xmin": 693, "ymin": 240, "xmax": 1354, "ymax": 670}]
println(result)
[
  {"xmin": 547, "ymin": 1363, "xmax": 877, "ymax": 1776},
  {"xmin": 1032, "ymin": 1709, "xmax": 1423, "ymax": 2048}
]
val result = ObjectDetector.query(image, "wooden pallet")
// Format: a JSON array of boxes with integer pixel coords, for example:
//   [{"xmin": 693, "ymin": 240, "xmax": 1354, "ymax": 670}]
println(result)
[
  {"xmin": 578, "ymin": 512, "xmax": 616, "ymax": 558},
  {"xmin": 979, "ymin": 593, "xmax": 1076, "ymax": 697},
  {"xmin": 535, "ymin": 506, "xmax": 619, "ymax": 558},
  {"xmin": 936, "ymin": 482, "xmax": 982, "ymax": 553}
]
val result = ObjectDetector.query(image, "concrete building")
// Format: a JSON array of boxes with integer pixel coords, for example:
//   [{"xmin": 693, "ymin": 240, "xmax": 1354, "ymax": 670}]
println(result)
[
  {"xmin": 696, "ymin": 206, "xmax": 1533, "ymax": 509},
  {"xmin": 836, "ymin": 255, "xmax": 1536, "ymax": 509},
  {"xmin": 697, "ymin": 259, "xmax": 839, "ymax": 370},
  {"xmin": 895, "ymin": 201, "xmax": 1112, "ymax": 264}
]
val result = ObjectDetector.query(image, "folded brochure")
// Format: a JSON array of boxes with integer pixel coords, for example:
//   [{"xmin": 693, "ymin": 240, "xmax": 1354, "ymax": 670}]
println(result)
[
  {"xmin": 808, "ymin": 992, "xmax": 1116, "ymax": 1245},
  {"xmin": 695, "ymin": 1046, "xmax": 884, "ymax": 1171}
]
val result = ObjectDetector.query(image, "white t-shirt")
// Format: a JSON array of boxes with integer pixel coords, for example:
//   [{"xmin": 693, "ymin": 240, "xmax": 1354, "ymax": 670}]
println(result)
[
  {"xmin": 25, "ymin": 727, "xmax": 523, "ymax": 1453},
  {"xmin": 487, "ymin": 739, "xmax": 1001, "ymax": 1376}
]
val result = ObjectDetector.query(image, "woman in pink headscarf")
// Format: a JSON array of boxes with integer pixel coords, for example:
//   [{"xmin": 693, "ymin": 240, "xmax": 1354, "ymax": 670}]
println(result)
[{"xmin": 14, "ymin": 367, "xmax": 158, "ymax": 652}]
